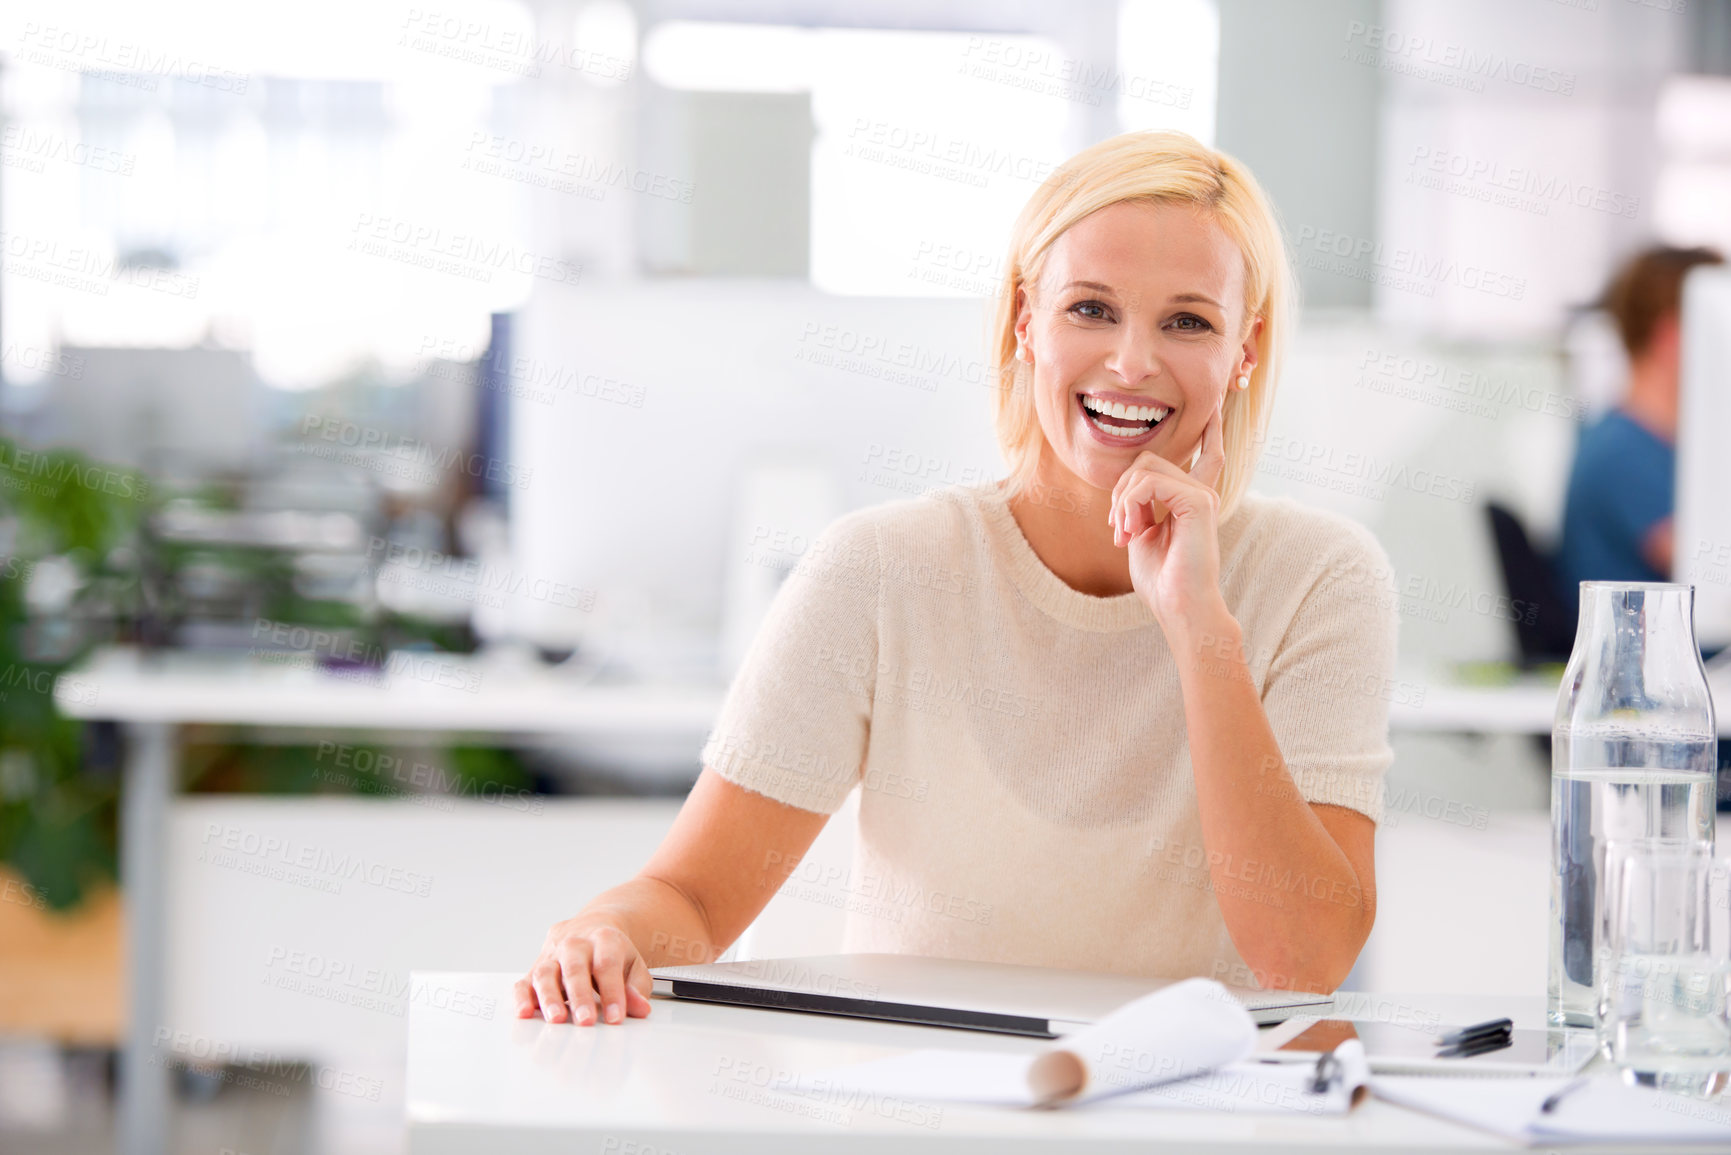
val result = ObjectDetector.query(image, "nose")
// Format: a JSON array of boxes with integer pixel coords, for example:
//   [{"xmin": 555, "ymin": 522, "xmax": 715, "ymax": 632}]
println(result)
[{"xmin": 1103, "ymin": 321, "xmax": 1163, "ymax": 388}]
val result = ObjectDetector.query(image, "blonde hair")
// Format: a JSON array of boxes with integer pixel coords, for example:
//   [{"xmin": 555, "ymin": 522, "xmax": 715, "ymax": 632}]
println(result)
[{"xmin": 989, "ymin": 131, "xmax": 1294, "ymax": 520}]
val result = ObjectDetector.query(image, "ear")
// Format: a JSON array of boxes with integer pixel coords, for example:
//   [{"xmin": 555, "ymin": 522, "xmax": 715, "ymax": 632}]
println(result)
[
  {"xmin": 1238, "ymin": 313, "xmax": 1264, "ymax": 378},
  {"xmin": 1647, "ymin": 313, "xmax": 1682, "ymax": 367},
  {"xmin": 1014, "ymin": 281, "xmax": 1034, "ymax": 352}
]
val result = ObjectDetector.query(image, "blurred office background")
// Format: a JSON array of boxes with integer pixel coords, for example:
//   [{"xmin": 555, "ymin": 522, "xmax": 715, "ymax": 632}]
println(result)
[{"xmin": 1, "ymin": 0, "xmax": 1730, "ymax": 1151}]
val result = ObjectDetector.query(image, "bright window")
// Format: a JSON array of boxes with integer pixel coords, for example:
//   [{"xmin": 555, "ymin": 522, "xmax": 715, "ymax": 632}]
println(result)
[
  {"xmin": 1117, "ymin": 0, "xmax": 1219, "ymax": 145},
  {"xmin": 1654, "ymin": 76, "xmax": 1731, "ymax": 258},
  {"xmin": 0, "ymin": 0, "xmax": 639, "ymax": 390},
  {"xmin": 644, "ymin": 22, "xmax": 1072, "ymax": 297}
]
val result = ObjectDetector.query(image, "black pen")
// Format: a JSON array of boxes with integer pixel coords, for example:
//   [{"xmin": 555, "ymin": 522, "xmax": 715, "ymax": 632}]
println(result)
[
  {"xmin": 1435, "ymin": 1017, "xmax": 1512, "ymax": 1048},
  {"xmin": 1436, "ymin": 1033, "xmax": 1514, "ymax": 1059},
  {"xmin": 1540, "ymin": 1076, "xmax": 1590, "ymax": 1114}
]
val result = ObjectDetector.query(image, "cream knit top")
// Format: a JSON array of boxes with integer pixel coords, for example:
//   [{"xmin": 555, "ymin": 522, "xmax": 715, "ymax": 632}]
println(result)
[{"xmin": 701, "ymin": 481, "xmax": 1398, "ymax": 983}]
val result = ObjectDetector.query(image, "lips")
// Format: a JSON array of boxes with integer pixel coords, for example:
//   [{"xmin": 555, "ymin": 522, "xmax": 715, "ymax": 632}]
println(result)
[{"xmin": 1077, "ymin": 393, "xmax": 1170, "ymax": 447}]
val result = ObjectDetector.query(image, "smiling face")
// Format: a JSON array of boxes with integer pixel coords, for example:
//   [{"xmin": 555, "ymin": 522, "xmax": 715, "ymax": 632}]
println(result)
[{"xmin": 1014, "ymin": 199, "xmax": 1260, "ymax": 495}]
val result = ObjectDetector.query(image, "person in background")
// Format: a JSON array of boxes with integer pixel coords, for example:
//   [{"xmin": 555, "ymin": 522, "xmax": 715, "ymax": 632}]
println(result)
[{"xmin": 1554, "ymin": 245, "xmax": 1725, "ymax": 608}]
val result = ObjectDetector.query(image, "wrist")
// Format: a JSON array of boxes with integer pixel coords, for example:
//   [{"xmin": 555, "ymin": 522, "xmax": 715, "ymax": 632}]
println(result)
[{"xmin": 1163, "ymin": 595, "xmax": 1240, "ymax": 656}]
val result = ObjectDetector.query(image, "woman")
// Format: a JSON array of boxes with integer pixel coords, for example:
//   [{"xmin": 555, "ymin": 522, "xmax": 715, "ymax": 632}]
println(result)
[{"xmin": 516, "ymin": 131, "xmax": 1397, "ymax": 1027}]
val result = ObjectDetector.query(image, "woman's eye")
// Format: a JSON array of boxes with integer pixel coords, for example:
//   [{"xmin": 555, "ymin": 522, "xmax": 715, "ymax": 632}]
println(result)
[
  {"xmin": 1069, "ymin": 301, "xmax": 1110, "ymax": 321},
  {"xmin": 1170, "ymin": 314, "xmax": 1213, "ymax": 332}
]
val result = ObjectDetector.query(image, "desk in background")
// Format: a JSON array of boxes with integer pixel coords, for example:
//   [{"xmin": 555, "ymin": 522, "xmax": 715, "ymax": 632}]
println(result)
[
  {"xmin": 55, "ymin": 646, "xmax": 724, "ymax": 1155},
  {"xmin": 1391, "ymin": 662, "xmax": 1731, "ymax": 737},
  {"xmin": 1387, "ymin": 676, "xmax": 1560, "ymax": 735}
]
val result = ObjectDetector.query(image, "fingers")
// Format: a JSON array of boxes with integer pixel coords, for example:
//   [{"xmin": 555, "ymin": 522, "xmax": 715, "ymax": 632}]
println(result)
[
  {"xmin": 1111, "ymin": 450, "xmax": 1162, "ymax": 539},
  {"xmin": 512, "ymin": 976, "xmax": 538, "ymax": 1019},
  {"xmin": 557, "ymin": 939, "xmax": 600, "ymax": 1025},
  {"xmin": 1112, "ymin": 458, "xmax": 1180, "ymax": 541},
  {"xmin": 522, "ymin": 922, "xmax": 658, "ymax": 1027},
  {"xmin": 1116, "ymin": 469, "xmax": 1212, "ymax": 535},
  {"xmin": 624, "ymin": 954, "xmax": 654, "ymax": 1019},
  {"xmin": 1122, "ymin": 496, "xmax": 1151, "ymax": 539},
  {"xmin": 1192, "ymin": 402, "xmax": 1226, "ymax": 489},
  {"xmin": 1111, "ymin": 452, "xmax": 1183, "ymax": 522},
  {"xmin": 1122, "ymin": 493, "xmax": 1173, "ymax": 543},
  {"xmin": 1112, "ymin": 446, "xmax": 1157, "ymax": 510},
  {"xmin": 1119, "ymin": 472, "xmax": 1180, "ymax": 516},
  {"xmin": 1111, "ymin": 497, "xmax": 1142, "ymax": 546},
  {"xmin": 1122, "ymin": 500, "xmax": 1156, "ymax": 544},
  {"xmin": 530, "ymin": 957, "xmax": 570, "ymax": 1024},
  {"xmin": 589, "ymin": 927, "xmax": 635, "ymax": 1025}
]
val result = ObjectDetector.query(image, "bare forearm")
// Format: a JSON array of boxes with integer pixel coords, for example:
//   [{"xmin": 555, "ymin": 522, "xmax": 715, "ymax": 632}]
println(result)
[{"xmin": 1173, "ymin": 605, "xmax": 1373, "ymax": 991}]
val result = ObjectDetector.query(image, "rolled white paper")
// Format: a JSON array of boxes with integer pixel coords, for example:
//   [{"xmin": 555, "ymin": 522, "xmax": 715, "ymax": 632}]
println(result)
[{"xmin": 1026, "ymin": 977, "xmax": 1258, "ymax": 1105}]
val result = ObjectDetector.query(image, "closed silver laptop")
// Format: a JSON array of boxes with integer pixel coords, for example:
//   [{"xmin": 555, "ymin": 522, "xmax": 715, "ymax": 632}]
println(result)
[{"xmin": 649, "ymin": 952, "xmax": 1332, "ymax": 1037}]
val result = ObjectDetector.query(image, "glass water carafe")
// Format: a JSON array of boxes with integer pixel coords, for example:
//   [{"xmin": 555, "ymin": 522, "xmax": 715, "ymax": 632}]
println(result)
[{"xmin": 1550, "ymin": 582, "xmax": 1717, "ymax": 1028}]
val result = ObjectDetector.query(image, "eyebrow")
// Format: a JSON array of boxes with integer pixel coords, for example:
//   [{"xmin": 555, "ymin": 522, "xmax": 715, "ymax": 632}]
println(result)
[
  {"xmin": 1061, "ymin": 280, "xmax": 1117, "ymax": 294},
  {"xmin": 1059, "ymin": 281, "xmax": 1222, "ymax": 309}
]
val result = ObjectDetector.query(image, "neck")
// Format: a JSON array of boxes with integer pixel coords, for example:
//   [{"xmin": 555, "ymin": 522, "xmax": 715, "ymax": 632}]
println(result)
[
  {"xmin": 1621, "ymin": 355, "xmax": 1677, "ymax": 442},
  {"xmin": 1004, "ymin": 454, "xmax": 1135, "ymax": 598}
]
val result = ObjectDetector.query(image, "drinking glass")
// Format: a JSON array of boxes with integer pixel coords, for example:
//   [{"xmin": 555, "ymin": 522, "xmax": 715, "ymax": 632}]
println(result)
[
  {"xmin": 1551, "ymin": 582, "xmax": 1717, "ymax": 1028},
  {"xmin": 1596, "ymin": 838, "xmax": 1731, "ymax": 1077}
]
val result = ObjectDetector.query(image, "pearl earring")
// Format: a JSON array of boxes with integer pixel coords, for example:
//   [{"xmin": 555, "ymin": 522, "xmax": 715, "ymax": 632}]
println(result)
[
  {"xmin": 1235, "ymin": 374, "xmax": 1250, "ymax": 391},
  {"xmin": 1017, "ymin": 342, "xmax": 1031, "ymax": 364}
]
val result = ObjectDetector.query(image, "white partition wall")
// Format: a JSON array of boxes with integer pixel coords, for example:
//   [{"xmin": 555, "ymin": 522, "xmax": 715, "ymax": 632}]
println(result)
[
  {"xmin": 165, "ymin": 797, "xmax": 680, "ymax": 1153},
  {"xmin": 1677, "ymin": 267, "xmax": 1731, "ymax": 650}
]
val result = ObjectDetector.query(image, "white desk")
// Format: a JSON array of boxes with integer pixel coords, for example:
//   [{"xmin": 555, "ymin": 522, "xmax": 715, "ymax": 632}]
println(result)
[
  {"xmin": 1388, "ymin": 676, "xmax": 1559, "ymax": 735},
  {"xmin": 406, "ymin": 973, "xmax": 1651, "ymax": 1154},
  {"xmin": 1391, "ymin": 664, "xmax": 1731, "ymax": 737},
  {"xmin": 51, "ymin": 646, "xmax": 1684, "ymax": 1155},
  {"xmin": 56, "ymin": 645, "xmax": 725, "ymax": 732},
  {"xmin": 53, "ymin": 646, "xmax": 724, "ymax": 1155}
]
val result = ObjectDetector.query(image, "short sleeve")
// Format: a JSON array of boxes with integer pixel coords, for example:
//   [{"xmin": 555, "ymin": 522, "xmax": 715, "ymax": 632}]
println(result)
[
  {"xmin": 699, "ymin": 510, "xmax": 880, "ymax": 814},
  {"xmin": 1259, "ymin": 523, "xmax": 1399, "ymax": 824}
]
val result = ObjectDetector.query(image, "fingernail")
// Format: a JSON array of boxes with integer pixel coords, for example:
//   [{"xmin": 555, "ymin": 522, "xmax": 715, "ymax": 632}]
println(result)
[
  {"xmin": 576, "ymin": 1004, "xmax": 593, "ymax": 1024},
  {"xmin": 543, "ymin": 1005, "xmax": 556, "ymax": 1022},
  {"xmin": 605, "ymin": 1003, "xmax": 621, "ymax": 1023}
]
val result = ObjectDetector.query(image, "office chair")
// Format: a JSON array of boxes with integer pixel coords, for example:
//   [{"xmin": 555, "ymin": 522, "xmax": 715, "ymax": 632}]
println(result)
[
  {"xmin": 1486, "ymin": 505, "xmax": 1731, "ymax": 810},
  {"xmin": 1483, "ymin": 502, "xmax": 1578, "ymax": 666}
]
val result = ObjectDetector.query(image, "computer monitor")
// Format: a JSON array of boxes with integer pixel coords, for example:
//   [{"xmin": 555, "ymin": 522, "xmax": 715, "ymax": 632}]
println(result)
[
  {"xmin": 1676, "ymin": 265, "xmax": 1731, "ymax": 651},
  {"xmin": 27, "ymin": 346, "xmax": 263, "ymax": 475},
  {"xmin": 507, "ymin": 280, "xmax": 1002, "ymax": 664}
]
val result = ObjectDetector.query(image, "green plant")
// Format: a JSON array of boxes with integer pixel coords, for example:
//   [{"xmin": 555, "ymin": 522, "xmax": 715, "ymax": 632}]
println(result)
[
  {"xmin": 0, "ymin": 438, "xmax": 536, "ymax": 913},
  {"xmin": 0, "ymin": 439, "xmax": 150, "ymax": 910}
]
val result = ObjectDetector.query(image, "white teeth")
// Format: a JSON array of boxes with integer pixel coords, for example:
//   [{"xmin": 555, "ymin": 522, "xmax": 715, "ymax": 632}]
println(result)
[
  {"xmin": 1081, "ymin": 396, "xmax": 1171, "ymax": 424},
  {"xmin": 1083, "ymin": 408, "xmax": 1161, "ymax": 438}
]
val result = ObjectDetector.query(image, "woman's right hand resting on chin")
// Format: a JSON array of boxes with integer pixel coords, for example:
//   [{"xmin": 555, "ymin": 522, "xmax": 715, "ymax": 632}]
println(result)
[{"xmin": 512, "ymin": 768, "xmax": 830, "ymax": 1026}]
